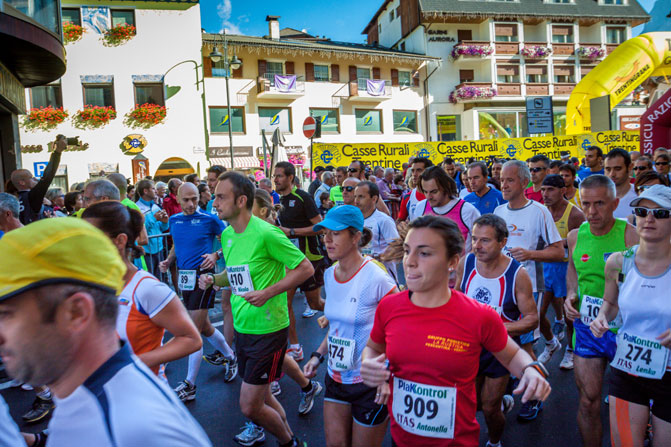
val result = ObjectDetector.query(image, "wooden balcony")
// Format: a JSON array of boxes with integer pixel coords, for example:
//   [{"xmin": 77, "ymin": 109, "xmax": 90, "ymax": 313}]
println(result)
[
  {"xmin": 552, "ymin": 43, "xmax": 575, "ymax": 56},
  {"xmin": 526, "ymin": 84, "xmax": 549, "ymax": 95},
  {"xmin": 606, "ymin": 44, "xmax": 619, "ymax": 54},
  {"xmin": 452, "ymin": 41, "xmax": 493, "ymax": 61},
  {"xmin": 554, "ymin": 83, "xmax": 576, "ymax": 95},
  {"xmin": 495, "ymin": 42, "xmax": 519, "ymax": 55},
  {"xmin": 497, "ymin": 83, "xmax": 522, "ymax": 96},
  {"xmin": 451, "ymin": 82, "xmax": 497, "ymax": 103}
]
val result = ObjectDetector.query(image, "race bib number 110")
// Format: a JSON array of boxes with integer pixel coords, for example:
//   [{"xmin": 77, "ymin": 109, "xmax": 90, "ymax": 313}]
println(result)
[{"xmin": 392, "ymin": 377, "xmax": 456, "ymax": 439}]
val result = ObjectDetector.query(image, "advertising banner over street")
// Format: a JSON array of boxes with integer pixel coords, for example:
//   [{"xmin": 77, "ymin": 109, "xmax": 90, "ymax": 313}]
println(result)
[{"xmin": 313, "ymin": 131, "xmax": 639, "ymax": 169}]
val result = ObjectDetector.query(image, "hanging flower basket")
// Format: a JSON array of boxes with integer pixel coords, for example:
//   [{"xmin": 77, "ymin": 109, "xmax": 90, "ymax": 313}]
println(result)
[
  {"xmin": 123, "ymin": 103, "xmax": 167, "ymax": 129},
  {"xmin": 22, "ymin": 107, "xmax": 69, "ymax": 132},
  {"xmin": 288, "ymin": 153, "xmax": 306, "ymax": 166},
  {"xmin": 62, "ymin": 22, "xmax": 85, "ymax": 44},
  {"xmin": 73, "ymin": 106, "xmax": 117, "ymax": 129},
  {"xmin": 102, "ymin": 23, "xmax": 136, "ymax": 47},
  {"xmin": 450, "ymin": 44, "xmax": 493, "ymax": 60},
  {"xmin": 575, "ymin": 46, "xmax": 605, "ymax": 60},
  {"xmin": 449, "ymin": 86, "xmax": 497, "ymax": 104},
  {"xmin": 520, "ymin": 45, "xmax": 552, "ymax": 58}
]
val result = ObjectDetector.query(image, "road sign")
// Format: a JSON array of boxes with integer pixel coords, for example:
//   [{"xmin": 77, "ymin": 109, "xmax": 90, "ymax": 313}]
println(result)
[
  {"xmin": 303, "ymin": 116, "xmax": 316, "ymax": 139},
  {"xmin": 526, "ymin": 96, "xmax": 554, "ymax": 134},
  {"xmin": 33, "ymin": 162, "xmax": 48, "ymax": 179}
]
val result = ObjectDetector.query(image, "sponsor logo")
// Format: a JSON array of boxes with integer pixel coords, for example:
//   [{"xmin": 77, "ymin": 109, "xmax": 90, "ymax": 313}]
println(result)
[
  {"xmin": 502, "ymin": 139, "xmax": 521, "ymax": 158},
  {"xmin": 270, "ymin": 113, "xmax": 280, "ymax": 126},
  {"xmin": 474, "ymin": 287, "xmax": 493, "ymax": 305},
  {"xmin": 119, "ymin": 297, "xmax": 130, "ymax": 305},
  {"xmin": 581, "ymin": 254, "xmax": 590, "ymax": 262},
  {"xmin": 363, "ymin": 115, "xmax": 373, "ymax": 126},
  {"xmin": 219, "ymin": 115, "xmax": 230, "ymax": 126}
]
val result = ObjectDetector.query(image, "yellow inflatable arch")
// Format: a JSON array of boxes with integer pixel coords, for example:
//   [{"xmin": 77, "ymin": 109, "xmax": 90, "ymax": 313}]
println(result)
[{"xmin": 566, "ymin": 32, "xmax": 671, "ymax": 135}]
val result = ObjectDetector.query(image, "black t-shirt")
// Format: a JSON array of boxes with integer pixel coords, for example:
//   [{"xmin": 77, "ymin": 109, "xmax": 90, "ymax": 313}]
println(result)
[{"xmin": 278, "ymin": 187, "xmax": 322, "ymax": 259}]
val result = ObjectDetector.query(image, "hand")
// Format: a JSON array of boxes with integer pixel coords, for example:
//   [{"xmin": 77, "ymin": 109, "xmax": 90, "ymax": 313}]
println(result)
[
  {"xmin": 361, "ymin": 353, "xmax": 390, "ymax": 388},
  {"xmin": 514, "ymin": 367, "xmax": 551, "ymax": 403},
  {"xmin": 303, "ymin": 357, "xmax": 320, "ymax": 379},
  {"xmin": 590, "ymin": 314, "xmax": 610, "ymax": 338},
  {"xmin": 509, "ymin": 247, "xmax": 532, "ymax": 262},
  {"xmin": 317, "ymin": 316, "xmax": 329, "ymax": 329},
  {"xmin": 241, "ymin": 289, "xmax": 271, "ymax": 307},
  {"xmin": 657, "ymin": 329, "xmax": 671, "ymax": 349},
  {"xmin": 154, "ymin": 210, "xmax": 168, "ymax": 223},
  {"xmin": 199, "ymin": 274, "xmax": 214, "ymax": 290},
  {"xmin": 159, "ymin": 259, "xmax": 170, "ymax": 273},
  {"xmin": 200, "ymin": 253, "xmax": 217, "ymax": 270},
  {"xmin": 54, "ymin": 135, "xmax": 67, "ymax": 153},
  {"xmin": 279, "ymin": 226, "xmax": 291, "ymax": 236},
  {"xmin": 375, "ymin": 382, "xmax": 390, "ymax": 405},
  {"xmin": 564, "ymin": 294, "xmax": 580, "ymax": 322}
]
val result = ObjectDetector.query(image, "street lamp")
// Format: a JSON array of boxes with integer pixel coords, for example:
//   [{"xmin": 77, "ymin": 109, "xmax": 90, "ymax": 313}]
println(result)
[{"xmin": 209, "ymin": 30, "xmax": 242, "ymax": 170}]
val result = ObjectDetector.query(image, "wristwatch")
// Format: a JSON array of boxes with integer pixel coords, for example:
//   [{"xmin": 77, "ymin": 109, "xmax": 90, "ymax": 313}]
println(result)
[
  {"xmin": 289, "ymin": 228, "xmax": 296, "ymax": 238},
  {"xmin": 216, "ymin": 249, "xmax": 223, "ymax": 260},
  {"xmin": 523, "ymin": 361, "xmax": 549, "ymax": 379},
  {"xmin": 310, "ymin": 351, "xmax": 324, "ymax": 364}
]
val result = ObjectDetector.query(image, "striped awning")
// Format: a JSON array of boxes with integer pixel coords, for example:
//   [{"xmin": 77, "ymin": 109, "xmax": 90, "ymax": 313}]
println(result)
[{"xmin": 211, "ymin": 157, "xmax": 261, "ymax": 169}]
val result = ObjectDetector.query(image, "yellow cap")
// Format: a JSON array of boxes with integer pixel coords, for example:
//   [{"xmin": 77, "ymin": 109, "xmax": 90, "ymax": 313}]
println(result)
[{"xmin": 0, "ymin": 218, "xmax": 126, "ymax": 301}]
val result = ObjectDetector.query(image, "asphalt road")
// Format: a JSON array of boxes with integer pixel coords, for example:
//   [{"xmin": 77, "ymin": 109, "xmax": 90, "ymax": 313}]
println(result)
[{"xmin": 2, "ymin": 293, "xmax": 613, "ymax": 447}]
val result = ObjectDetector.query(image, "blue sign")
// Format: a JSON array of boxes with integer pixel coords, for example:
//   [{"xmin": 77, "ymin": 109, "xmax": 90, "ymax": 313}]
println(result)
[
  {"xmin": 33, "ymin": 162, "xmax": 49, "ymax": 179},
  {"xmin": 526, "ymin": 96, "xmax": 554, "ymax": 134}
]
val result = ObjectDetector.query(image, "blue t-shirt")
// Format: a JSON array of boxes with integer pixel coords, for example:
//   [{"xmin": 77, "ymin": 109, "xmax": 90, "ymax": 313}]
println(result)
[
  {"xmin": 464, "ymin": 187, "xmax": 506, "ymax": 215},
  {"xmin": 271, "ymin": 190, "xmax": 280, "ymax": 205},
  {"xmin": 169, "ymin": 211, "xmax": 226, "ymax": 270},
  {"xmin": 577, "ymin": 167, "xmax": 604, "ymax": 181}
]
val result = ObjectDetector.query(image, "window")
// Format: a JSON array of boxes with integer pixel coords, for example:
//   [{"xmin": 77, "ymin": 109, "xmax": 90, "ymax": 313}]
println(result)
[
  {"xmin": 478, "ymin": 111, "xmax": 521, "ymax": 139},
  {"xmin": 30, "ymin": 85, "xmax": 62, "ymax": 109},
  {"xmin": 389, "ymin": 10, "xmax": 394, "ymax": 21},
  {"xmin": 310, "ymin": 108, "xmax": 339, "ymax": 133},
  {"xmin": 554, "ymin": 65, "xmax": 575, "ymax": 83},
  {"xmin": 603, "ymin": 0, "xmax": 624, "ymax": 4},
  {"xmin": 62, "ymin": 8, "xmax": 80, "ymax": 26},
  {"xmin": 437, "ymin": 115, "xmax": 460, "ymax": 141},
  {"xmin": 134, "ymin": 83, "xmax": 164, "ymax": 106},
  {"xmin": 398, "ymin": 71, "xmax": 412, "ymax": 86},
  {"xmin": 552, "ymin": 25, "xmax": 574, "ymax": 43},
  {"xmin": 357, "ymin": 67, "xmax": 371, "ymax": 80},
  {"xmin": 212, "ymin": 60, "xmax": 230, "ymax": 77},
  {"xmin": 494, "ymin": 24, "xmax": 518, "ymax": 42},
  {"xmin": 378, "ymin": 24, "xmax": 382, "ymax": 34},
  {"xmin": 393, "ymin": 110, "xmax": 417, "ymax": 133},
  {"xmin": 111, "ymin": 10, "xmax": 134, "ymax": 27},
  {"xmin": 526, "ymin": 65, "xmax": 548, "ymax": 83},
  {"xmin": 496, "ymin": 65, "xmax": 520, "ymax": 83},
  {"xmin": 258, "ymin": 107, "xmax": 292, "ymax": 133},
  {"xmin": 83, "ymin": 84, "xmax": 115, "ymax": 107},
  {"xmin": 209, "ymin": 107, "xmax": 245, "ymax": 133},
  {"xmin": 459, "ymin": 70, "xmax": 474, "ymax": 83},
  {"xmin": 314, "ymin": 65, "xmax": 329, "ymax": 82},
  {"xmin": 400, "ymin": 42, "xmax": 406, "ymax": 51},
  {"xmin": 550, "ymin": 0, "xmax": 572, "ymax": 3},
  {"xmin": 266, "ymin": 62, "xmax": 284, "ymax": 76},
  {"xmin": 606, "ymin": 27, "xmax": 626, "ymax": 44},
  {"xmin": 355, "ymin": 109, "xmax": 382, "ymax": 133}
]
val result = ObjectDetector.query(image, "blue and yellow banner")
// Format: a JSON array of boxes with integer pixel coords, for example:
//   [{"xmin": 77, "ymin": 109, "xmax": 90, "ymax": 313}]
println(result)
[{"xmin": 313, "ymin": 131, "xmax": 639, "ymax": 169}]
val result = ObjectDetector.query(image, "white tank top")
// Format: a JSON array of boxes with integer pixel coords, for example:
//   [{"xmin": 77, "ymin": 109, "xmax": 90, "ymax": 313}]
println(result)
[{"xmin": 618, "ymin": 246, "xmax": 671, "ymax": 372}]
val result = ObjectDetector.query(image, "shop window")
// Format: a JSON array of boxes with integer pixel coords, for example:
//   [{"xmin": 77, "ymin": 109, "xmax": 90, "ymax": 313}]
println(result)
[
  {"xmin": 310, "ymin": 108, "xmax": 339, "ymax": 133},
  {"xmin": 259, "ymin": 107, "xmax": 292, "ymax": 133},
  {"xmin": 209, "ymin": 107, "xmax": 245, "ymax": 133},
  {"xmin": 355, "ymin": 109, "xmax": 382, "ymax": 133},
  {"xmin": 437, "ymin": 115, "xmax": 460, "ymax": 141},
  {"xmin": 393, "ymin": 110, "xmax": 418, "ymax": 133}
]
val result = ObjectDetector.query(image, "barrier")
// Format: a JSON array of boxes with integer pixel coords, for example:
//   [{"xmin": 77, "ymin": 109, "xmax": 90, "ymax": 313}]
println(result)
[{"xmin": 312, "ymin": 130, "xmax": 639, "ymax": 168}]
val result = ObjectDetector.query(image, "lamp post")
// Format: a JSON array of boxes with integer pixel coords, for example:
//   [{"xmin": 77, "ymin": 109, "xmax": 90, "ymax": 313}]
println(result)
[{"xmin": 209, "ymin": 30, "xmax": 242, "ymax": 170}]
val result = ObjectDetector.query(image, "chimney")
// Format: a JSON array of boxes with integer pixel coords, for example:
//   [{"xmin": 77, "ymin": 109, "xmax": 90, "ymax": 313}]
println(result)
[{"xmin": 266, "ymin": 15, "xmax": 280, "ymax": 40}]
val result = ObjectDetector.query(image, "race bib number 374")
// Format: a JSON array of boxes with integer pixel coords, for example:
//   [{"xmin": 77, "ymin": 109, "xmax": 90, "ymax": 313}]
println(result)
[{"xmin": 392, "ymin": 377, "xmax": 456, "ymax": 439}]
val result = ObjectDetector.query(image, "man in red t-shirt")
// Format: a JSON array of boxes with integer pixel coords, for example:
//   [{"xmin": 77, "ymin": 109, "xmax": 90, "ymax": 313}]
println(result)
[
  {"xmin": 162, "ymin": 178, "xmax": 183, "ymax": 216},
  {"xmin": 398, "ymin": 157, "xmax": 432, "ymax": 221},
  {"xmin": 524, "ymin": 155, "xmax": 549, "ymax": 204}
]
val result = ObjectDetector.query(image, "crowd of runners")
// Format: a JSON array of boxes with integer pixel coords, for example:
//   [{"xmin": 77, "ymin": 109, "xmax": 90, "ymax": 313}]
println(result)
[{"xmin": 0, "ymin": 134, "xmax": 670, "ymax": 447}]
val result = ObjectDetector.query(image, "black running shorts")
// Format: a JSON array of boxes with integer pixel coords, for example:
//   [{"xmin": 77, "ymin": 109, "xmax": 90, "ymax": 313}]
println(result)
[
  {"xmin": 324, "ymin": 374, "xmax": 388, "ymax": 426},
  {"xmin": 235, "ymin": 327, "xmax": 288, "ymax": 385},
  {"xmin": 609, "ymin": 368, "xmax": 671, "ymax": 423},
  {"xmin": 181, "ymin": 269, "xmax": 216, "ymax": 311},
  {"xmin": 297, "ymin": 258, "xmax": 328, "ymax": 292}
]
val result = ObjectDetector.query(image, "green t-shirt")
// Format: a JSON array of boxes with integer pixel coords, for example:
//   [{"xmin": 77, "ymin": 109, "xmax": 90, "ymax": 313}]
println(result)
[
  {"xmin": 221, "ymin": 215, "xmax": 305, "ymax": 334},
  {"xmin": 121, "ymin": 198, "xmax": 140, "ymax": 211},
  {"xmin": 329, "ymin": 185, "xmax": 344, "ymax": 206}
]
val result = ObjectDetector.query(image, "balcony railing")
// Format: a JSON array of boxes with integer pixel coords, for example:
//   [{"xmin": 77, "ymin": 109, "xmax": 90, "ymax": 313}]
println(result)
[
  {"xmin": 257, "ymin": 73, "xmax": 305, "ymax": 97},
  {"xmin": 497, "ymin": 83, "xmax": 522, "ymax": 96},
  {"xmin": 349, "ymin": 79, "xmax": 392, "ymax": 99},
  {"xmin": 495, "ymin": 42, "xmax": 519, "ymax": 55},
  {"xmin": 526, "ymin": 83, "xmax": 550, "ymax": 95},
  {"xmin": 554, "ymin": 83, "xmax": 576, "ymax": 95},
  {"xmin": 606, "ymin": 43, "xmax": 619, "ymax": 54},
  {"xmin": 551, "ymin": 43, "xmax": 575, "ymax": 56}
]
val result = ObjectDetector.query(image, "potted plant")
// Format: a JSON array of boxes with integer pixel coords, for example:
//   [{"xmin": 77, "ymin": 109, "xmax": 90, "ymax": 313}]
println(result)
[
  {"xmin": 21, "ymin": 107, "xmax": 69, "ymax": 132},
  {"xmin": 520, "ymin": 45, "xmax": 552, "ymax": 58},
  {"xmin": 124, "ymin": 103, "xmax": 167, "ymax": 129},
  {"xmin": 102, "ymin": 23, "xmax": 136, "ymax": 46},
  {"xmin": 72, "ymin": 106, "xmax": 117, "ymax": 129},
  {"xmin": 575, "ymin": 46, "xmax": 605, "ymax": 60},
  {"xmin": 450, "ymin": 44, "xmax": 494, "ymax": 60},
  {"xmin": 62, "ymin": 22, "xmax": 85, "ymax": 44},
  {"xmin": 449, "ymin": 86, "xmax": 497, "ymax": 103}
]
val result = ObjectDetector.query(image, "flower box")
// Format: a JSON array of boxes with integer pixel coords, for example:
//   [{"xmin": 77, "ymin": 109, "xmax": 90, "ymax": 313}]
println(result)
[
  {"xmin": 575, "ymin": 46, "xmax": 605, "ymax": 60},
  {"xmin": 124, "ymin": 103, "xmax": 167, "ymax": 129},
  {"xmin": 62, "ymin": 22, "xmax": 84, "ymax": 44},
  {"xmin": 22, "ymin": 107, "xmax": 69, "ymax": 132},
  {"xmin": 102, "ymin": 23, "xmax": 136, "ymax": 46},
  {"xmin": 450, "ymin": 44, "xmax": 493, "ymax": 60},
  {"xmin": 73, "ymin": 106, "xmax": 117, "ymax": 129},
  {"xmin": 449, "ymin": 86, "xmax": 497, "ymax": 104},
  {"xmin": 520, "ymin": 45, "xmax": 552, "ymax": 58}
]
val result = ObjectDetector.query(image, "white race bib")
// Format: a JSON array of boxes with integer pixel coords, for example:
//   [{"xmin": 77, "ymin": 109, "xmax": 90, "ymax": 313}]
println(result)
[
  {"xmin": 327, "ymin": 335, "xmax": 356, "ymax": 372},
  {"xmin": 289, "ymin": 238, "xmax": 300, "ymax": 249},
  {"xmin": 392, "ymin": 377, "xmax": 456, "ymax": 439},
  {"xmin": 227, "ymin": 265, "xmax": 255, "ymax": 295},
  {"xmin": 178, "ymin": 270, "xmax": 196, "ymax": 291},
  {"xmin": 611, "ymin": 331, "xmax": 670, "ymax": 379},
  {"xmin": 579, "ymin": 295, "xmax": 622, "ymax": 328}
]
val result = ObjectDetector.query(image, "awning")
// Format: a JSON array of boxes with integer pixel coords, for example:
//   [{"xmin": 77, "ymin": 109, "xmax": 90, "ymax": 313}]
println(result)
[{"xmin": 211, "ymin": 157, "xmax": 261, "ymax": 169}]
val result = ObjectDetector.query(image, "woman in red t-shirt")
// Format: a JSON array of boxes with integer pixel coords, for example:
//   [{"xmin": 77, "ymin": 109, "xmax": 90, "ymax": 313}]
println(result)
[{"xmin": 361, "ymin": 216, "xmax": 551, "ymax": 447}]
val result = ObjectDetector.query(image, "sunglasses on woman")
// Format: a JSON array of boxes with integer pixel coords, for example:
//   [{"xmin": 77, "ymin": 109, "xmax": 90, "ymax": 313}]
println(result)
[{"xmin": 633, "ymin": 207, "xmax": 671, "ymax": 219}]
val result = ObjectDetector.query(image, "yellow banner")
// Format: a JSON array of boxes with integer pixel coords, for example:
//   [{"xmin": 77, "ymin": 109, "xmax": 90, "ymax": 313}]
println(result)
[{"xmin": 312, "ymin": 131, "xmax": 640, "ymax": 169}]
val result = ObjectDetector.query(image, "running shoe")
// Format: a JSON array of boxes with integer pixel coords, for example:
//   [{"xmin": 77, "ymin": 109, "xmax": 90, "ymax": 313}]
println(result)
[
  {"xmin": 552, "ymin": 320, "xmax": 566, "ymax": 342},
  {"xmin": 517, "ymin": 400, "xmax": 543, "ymax": 421},
  {"xmin": 270, "ymin": 380, "xmax": 281, "ymax": 396},
  {"xmin": 234, "ymin": 422, "xmax": 265, "ymax": 446},
  {"xmin": 559, "ymin": 350, "xmax": 574, "ymax": 370},
  {"xmin": 302, "ymin": 307, "xmax": 317, "ymax": 318},
  {"xmin": 298, "ymin": 381, "xmax": 323, "ymax": 415},
  {"xmin": 538, "ymin": 338, "xmax": 561, "ymax": 364},
  {"xmin": 287, "ymin": 345, "xmax": 304, "ymax": 362},
  {"xmin": 502, "ymin": 394, "xmax": 514, "ymax": 414},
  {"xmin": 22, "ymin": 397, "xmax": 54, "ymax": 423},
  {"xmin": 203, "ymin": 350, "xmax": 226, "ymax": 366},
  {"xmin": 224, "ymin": 356, "xmax": 239, "ymax": 383},
  {"xmin": 174, "ymin": 380, "xmax": 196, "ymax": 402},
  {"xmin": 21, "ymin": 383, "xmax": 34, "ymax": 391}
]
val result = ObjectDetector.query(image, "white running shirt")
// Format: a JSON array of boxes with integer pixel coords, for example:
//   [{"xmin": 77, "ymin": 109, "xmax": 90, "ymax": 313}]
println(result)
[
  {"xmin": 361, "ymin": 209, "xmax": 399, "ymax": 257},
  {"xmin": 47, "ymin": 344, "xmax": 212, "ymax": 447},
  {"xmin": 614, "ymin": 184, "xmax": 637, "ymax": 220},
  {"xmin": 324, "ymin": 258, "xmax": 396, "ymax": 384}
]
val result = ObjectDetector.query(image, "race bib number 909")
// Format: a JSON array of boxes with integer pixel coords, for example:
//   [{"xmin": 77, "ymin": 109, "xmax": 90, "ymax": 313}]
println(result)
[{"xmin": 392, "ymin": 377, "xmax": 456, "ymax": 439}]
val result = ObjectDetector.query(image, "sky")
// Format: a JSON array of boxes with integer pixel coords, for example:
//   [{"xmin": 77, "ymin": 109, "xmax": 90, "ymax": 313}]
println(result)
[{"xmin": 200, "ymin": 0, "xmax": 660, "ymax": 42}]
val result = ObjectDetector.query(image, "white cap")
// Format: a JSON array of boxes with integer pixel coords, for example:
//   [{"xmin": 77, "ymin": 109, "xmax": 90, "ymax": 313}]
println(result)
[{"xmin": 630, "ymin": 184, "xmax": 671, "ymax": 209}]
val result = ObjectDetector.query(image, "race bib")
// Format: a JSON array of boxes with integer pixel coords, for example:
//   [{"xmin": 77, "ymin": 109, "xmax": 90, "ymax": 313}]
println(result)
[
  {"xmin": 178, "ymin": 270, "xmax": 197, "ymax": 291},
  {"xmin": 392, "ymin": 377, "xmax": 456, "ymax": 439},
  {"xmin": 289, "ymin": 238, "xmax": 300, "ymax": 249},
  {"xmin": 227, "ymin": 265, "xmax": 255, "ymax": 295},
  {"xmin": 327, "ymin": 335, "xmax": 356, "ymax": 372},
  {"xmin": 579, "ymin": 295, "xmax": 622, "ymax": 328},
  {"xmin": 611, "ymin": 331, "xmax": 670, "ymax": 379}
]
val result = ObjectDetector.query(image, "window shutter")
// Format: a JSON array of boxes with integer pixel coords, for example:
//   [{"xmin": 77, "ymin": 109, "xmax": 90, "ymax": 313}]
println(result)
[
  {"xmin": 554, "ymin": 65, "xmax": 573, "ymax": 76},
  {"xmin": 391, "ymin": 69, "xmax": 399, "ymax": 86},
  {"xmin": 203, "ymin": 57, "xmax": 212, "ymax": 77},
  {"xmin": 372, "ymin": 67, "xmax": 381, "ymax": 79},
  {"xmin": 526, "ymin": 65, "xmax": 547, "ymax": 75},
  {"xmin": 285, "ymin": 61, "xmax": 294, "ymax": 75},
  {"xmin": 331, "ymin": 64, "xmax": 340, "ymax": 82},
  {"xmin": 258, "ymin": 59, "xmax": 267, "ymax": 76},
  {"xmin": 305, "ymin": 63, "xmax": 314, "ymax": 81},
  {"xmin": 412, "ymin": 70, "xmax": 420, "ymax": 87},
  {"xmin": 232, "ymin": 59, "xmax": 243, "ymax": 78},
  {"xmin": 349, "ymin": 65, "xmax": 357, "ymax": 81},
  {"xmin": 459, "ymin": 69, "xmax": 474, "ymax": 82},
  {"xmin": 494, "ymin": 24, "xmax": 516, "ymax": 37},
  {"xmin": 496, "ymin": 65, "xmax": 519, "ymax": 76}
]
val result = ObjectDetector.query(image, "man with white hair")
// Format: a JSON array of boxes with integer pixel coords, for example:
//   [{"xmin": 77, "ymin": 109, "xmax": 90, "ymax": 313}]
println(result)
[
  {"xmin": 0, "ymin": 193, "xmax": 22, "ymax": 236},
  {"xmin": 313, "ymin": 171, "xmax": 335, "ymax": 208},
  {"xmin": 155, "ymin": 181, "xmax": 167, "ymax": 207},
  {"xmin": 259, "ymin": 177, "xmax": 280, "ymax": 204},
  {"xmin": 377, "ymin": 167, "xmax": 398, "ymax": 207},
  {"xmin": 82, "ymin": 179, "xmax": 121, "ymax": 207}
]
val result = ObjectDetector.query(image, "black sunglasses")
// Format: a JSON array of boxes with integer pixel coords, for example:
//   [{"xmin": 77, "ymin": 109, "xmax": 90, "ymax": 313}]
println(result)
[
  {"xmin": 655, "ymin": 161, "xmax": 669, "ymax": 167},
  {"xmin": 529, "ymin": 167, "xmax": 546, "ymax": 173},
  {"xmin": 347, "ymin": 168, "xmax": 359, "ymax": 173},
  {"xmin": 343, "ymin": 186, "xmax": 356, "ymax": 192},
  {"xmin": 633, "ymin": 207, "xmax": 671, "ymax": 219},
  {"xmin": 633, "ymin": 166, "xmax": 649, "ymax": 171}
]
